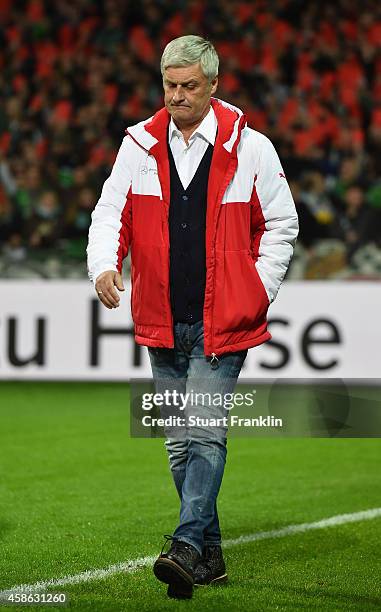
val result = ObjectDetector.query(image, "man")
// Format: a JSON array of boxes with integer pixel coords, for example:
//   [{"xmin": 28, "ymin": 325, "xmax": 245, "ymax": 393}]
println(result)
[{"xmin": 87, "ymin": 35, "xmax": 298, "ymax": 599}]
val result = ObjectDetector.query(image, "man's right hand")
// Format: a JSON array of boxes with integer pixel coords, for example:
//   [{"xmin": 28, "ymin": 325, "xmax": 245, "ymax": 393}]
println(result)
[{"xmin": 95, "ymin": 270, "xmax": 125, "ymax": 309}]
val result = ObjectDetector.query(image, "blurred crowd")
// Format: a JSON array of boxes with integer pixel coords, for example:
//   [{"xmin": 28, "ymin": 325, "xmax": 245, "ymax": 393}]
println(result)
[{"xmin": 1, "ymin": 0, "xmax": 381, "ymax": 278}]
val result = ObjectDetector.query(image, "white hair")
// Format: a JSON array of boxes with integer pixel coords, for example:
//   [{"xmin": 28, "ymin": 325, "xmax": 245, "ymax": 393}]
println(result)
[{"xmin": 161, "ymin": 35, "xmax": 219, "ymax": 82}]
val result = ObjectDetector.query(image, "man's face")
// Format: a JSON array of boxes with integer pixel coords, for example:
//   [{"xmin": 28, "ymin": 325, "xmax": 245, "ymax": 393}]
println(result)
[{"xmin": 163, "ymin": 63, "xmax": 218, "ymax": 128}]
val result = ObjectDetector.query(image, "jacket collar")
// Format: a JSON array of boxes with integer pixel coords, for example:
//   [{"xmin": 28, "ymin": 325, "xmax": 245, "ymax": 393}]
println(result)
[{"xmin": 126, "ymin": 97, "xmax": 246, "ymax": 153}]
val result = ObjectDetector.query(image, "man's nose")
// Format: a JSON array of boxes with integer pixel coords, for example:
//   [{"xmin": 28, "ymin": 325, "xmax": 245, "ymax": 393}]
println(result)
[{"xmin": 172, "ymin": 86, "xmax": 185, "ymax": 102}]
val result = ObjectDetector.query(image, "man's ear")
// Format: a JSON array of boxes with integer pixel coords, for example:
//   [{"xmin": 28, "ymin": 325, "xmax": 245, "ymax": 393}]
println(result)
[{"xmin": 210, "ymin": 76, "xmax": 218, "ymax": 95}]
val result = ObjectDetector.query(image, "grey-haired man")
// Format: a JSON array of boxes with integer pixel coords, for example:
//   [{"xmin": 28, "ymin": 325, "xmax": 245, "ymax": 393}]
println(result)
[{"xmin": 87, "ymin": 34, "xmax": 298, "ymax": 599}]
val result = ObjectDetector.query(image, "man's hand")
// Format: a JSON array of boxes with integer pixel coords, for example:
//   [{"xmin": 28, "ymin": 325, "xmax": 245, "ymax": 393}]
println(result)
[{"xmin": 95, "ymin": 270, "xmax": 125, "ymax": 309}]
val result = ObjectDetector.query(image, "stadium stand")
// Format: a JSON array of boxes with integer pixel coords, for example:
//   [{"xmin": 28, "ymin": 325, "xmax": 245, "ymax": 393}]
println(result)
[{"xmin": 1, "ymin": 0, "xmax": 381, "ymax": 279}]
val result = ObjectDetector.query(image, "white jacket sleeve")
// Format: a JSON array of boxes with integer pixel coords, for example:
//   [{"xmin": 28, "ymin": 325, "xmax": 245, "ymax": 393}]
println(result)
[
  {"xmin": 87, "ymin": 136, "xmax": 132, "ymax": 284},
  {"xmin": 253, "ymin": 135, "xmax": 299, "ymax": 303}
]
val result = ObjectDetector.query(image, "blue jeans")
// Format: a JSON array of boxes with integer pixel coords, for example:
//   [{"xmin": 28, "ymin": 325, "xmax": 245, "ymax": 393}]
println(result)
[{"xmin": 148, "ymin": 320, "xmax": 247, "ymax": 555}]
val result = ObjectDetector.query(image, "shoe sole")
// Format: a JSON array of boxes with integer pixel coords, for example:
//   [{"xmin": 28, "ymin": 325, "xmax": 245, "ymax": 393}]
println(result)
[
  {"xmin": 153, "ymin": 557, "xmax": 194, "ymax": 591},
  {"xmin": 194, "ymin": 573, "xmax": 228, "ymax": 587},
  {"xmin": 167, "ymin": 583, "xmax": 192, "ymax": 600}
]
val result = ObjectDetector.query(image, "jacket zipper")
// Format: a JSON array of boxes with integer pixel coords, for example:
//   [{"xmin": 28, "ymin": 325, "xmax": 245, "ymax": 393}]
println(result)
[
  {"xmin": 208, "ymin": 157, "xmax": 238, "ymax": 361},
  {"xmin": 165, "ymin": 210, "xmax": 174, "ymax": 347},
  {"xmin": 211, "ymin": 352, "xmax": 219, "ymax": 366}
]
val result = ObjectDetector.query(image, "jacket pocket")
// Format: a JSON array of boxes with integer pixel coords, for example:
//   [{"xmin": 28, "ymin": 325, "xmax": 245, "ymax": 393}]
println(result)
[
  {"xmin": 213, "ymin": 249, "xmax": 269, "ymax": 333},
  {"xmin": 131, "ymin": 243, "xmax": 168, "ymax": 325}
]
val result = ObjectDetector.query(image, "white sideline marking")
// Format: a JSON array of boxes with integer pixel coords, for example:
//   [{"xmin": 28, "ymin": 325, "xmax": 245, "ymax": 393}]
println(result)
[
  {"xmin": 223, "ymin": 507, "xmax": 381, "ymax": 545},
  {"xmin": 1, "ymin": 507, "xmax": 380, "ymax": 595}
]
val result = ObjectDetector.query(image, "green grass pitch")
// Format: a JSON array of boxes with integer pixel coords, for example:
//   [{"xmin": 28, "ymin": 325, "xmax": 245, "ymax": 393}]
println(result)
[{"xmin": 0, "ymin": 382, "xmax": 380, "ymax": 611}]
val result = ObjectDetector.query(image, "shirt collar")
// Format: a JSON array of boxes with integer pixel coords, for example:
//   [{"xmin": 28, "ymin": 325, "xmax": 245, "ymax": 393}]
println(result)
[{"xmin": 168, "ymin": 106, "xmax": 217, "ymax": 146}]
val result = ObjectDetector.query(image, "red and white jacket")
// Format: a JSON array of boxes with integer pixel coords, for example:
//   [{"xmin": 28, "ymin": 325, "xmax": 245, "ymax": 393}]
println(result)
[{"xmin": 87, "ymin": 98, "xmax": 299, "ymax": 357}]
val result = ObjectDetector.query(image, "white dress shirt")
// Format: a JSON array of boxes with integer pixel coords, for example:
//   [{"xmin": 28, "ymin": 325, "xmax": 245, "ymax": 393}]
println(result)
[{"xmin": 168, "ymin": 106, "xmax": 217, "ymax": 190}]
